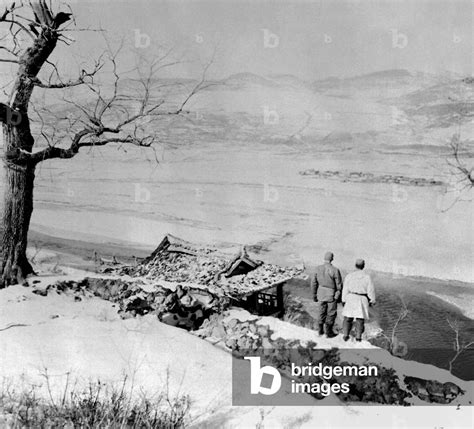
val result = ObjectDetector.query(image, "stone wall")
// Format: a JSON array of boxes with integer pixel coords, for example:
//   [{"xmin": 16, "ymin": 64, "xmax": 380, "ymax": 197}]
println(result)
[
  {"xmin": 40, "ymin": 278, "xmax": 467, "ymax": 406},
  {"xmin": 37, "ymin": 277, "xmax": 224, "ymax": 324},
  {"xmin": 194, "ymin": 312, "xmax": 466, "ymax": 405}
]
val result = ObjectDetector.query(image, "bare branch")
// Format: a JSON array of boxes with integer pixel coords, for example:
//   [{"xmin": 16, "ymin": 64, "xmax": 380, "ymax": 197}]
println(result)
[
  {"xmin": 174, "ymin": 55, "xmax": 216, "ymax": 114},
  {"xmin": 30, "ymin": 61, "xmax": 103, "ymax": 89},
  {"xmin": 0, "ymin": 44, "xmax": 19, "ymax": 59},
  {"xmin": 446, "ymin": 317, "xmax": 474, "ymax": 373},
  {"xmin": 446, "ymin": 134, "xmax": 474, "ymax": 187},
  {"xmin": 379, "ymin": 296, "xmax": 408, "ymax": 356},
  {"xmin": 3, "ymin": 1, "xmax": 216, "ymax": 165},
  {"xmin": 29, "ymin": 134, "xmax": 156, "ymax": 164},
  {"xmin": 0, "ymin": 58, "xmax": 18, "ymax": 63}
]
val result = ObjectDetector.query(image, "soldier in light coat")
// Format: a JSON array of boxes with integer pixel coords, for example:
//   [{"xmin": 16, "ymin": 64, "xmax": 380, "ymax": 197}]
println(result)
[{"xmin": 342, "ymin": 259, "xmax": 375, "ymax": 342}]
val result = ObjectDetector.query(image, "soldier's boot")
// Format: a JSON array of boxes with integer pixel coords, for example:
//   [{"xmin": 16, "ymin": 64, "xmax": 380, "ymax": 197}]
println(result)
[
  {"xmin": 318, "ymin": 323, "xmax": 325, "ymax": 336},
  {"xmin": 325, "ymin": 324, "xmax": 338, "ymax": 338},
  {"xmin": 355, "ymin": 319, "xmax": 365, "ymax": 342}
]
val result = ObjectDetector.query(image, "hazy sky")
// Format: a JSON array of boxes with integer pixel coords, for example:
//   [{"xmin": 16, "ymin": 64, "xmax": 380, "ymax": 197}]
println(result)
[
  {"xmin": 63, "ymin": 0, "xmax": 472, "ymax": 80},
  {"xmin": 1, "ymin": 0, "xmax": 472, "ymax": 81}
]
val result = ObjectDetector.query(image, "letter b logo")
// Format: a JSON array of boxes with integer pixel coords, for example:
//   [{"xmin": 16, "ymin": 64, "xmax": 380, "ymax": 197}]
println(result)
[
  {"xmin": 244, "ymin": 357, "xmax": 281, "ymax": 395},
  {"xmin": 390, "ymin": 29, "xmax": 408, "ymax": 49},
  {"xmin": 134, "ymin": 29, "xmax": 150, "ymax": 48},
  {"xmin": 261, "ymin": 29, "xmax": 279, "ymax": 48}
]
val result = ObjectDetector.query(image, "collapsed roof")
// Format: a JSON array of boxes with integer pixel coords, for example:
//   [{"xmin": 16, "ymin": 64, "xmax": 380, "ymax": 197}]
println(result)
[{"xmin": 127, "ymin": 234, "xmax": 304, "ymax": 298}]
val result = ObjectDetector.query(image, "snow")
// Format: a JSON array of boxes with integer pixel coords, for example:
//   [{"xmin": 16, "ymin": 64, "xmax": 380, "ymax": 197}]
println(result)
[
  {"xmin": 1, "ymin": 71, "xmax": 473, "ymax": 426},
  {"xmin": 2, "ymin": 282, "xmax": 472, "ymax": 428},
  {"xmin": 225, "ymin": 309, "xmax": 474, "ymax": 390},
  {"xmin": 0, "ymin": 284, "xmax": 231, "ymax": 413},
  {"xmin": 426, "ymin": 291, "xmax": 474, "ymax": 319}
]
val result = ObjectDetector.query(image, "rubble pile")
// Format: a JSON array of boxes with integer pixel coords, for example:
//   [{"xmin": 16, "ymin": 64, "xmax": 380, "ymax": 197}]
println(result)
[
  {"xmin": 118, "ymin": 235, "xmax": 304, "ymax": 298},
  {"xmin": 35, "ymin": 278, "xmax": 168, "ymax": 317},
  {"xmin": 195, "ymin": 313, "xmax": 274, "ymax": 351},
  {"xmin": 217, "ymin": 264, "xmax": 304, "ymax": 296},
  {"xmin": 195, "ymin": 312, "xmax": 465, "ymax": 405},
  {"xmin": 123, "ymin": 250, "xmax": 229, "ymax": 286},
  {"xmin": 36, "ymin": 277, "xmax": 224, "ymax": 324},
  {"xmin": 404, "ymin": 376, "xmax": 463, "ymax": 404}
]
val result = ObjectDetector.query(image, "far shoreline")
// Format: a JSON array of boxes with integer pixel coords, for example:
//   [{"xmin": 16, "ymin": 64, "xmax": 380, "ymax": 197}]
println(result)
[
  {"xmin": 21, "ymin": 227, "xmax": 474, "ymax": 380},
  {"xmin": 26, "ymin": 227, "xmax": 474, "ymax": 290},
  {"xmin": 24, "ymin": 227, "xmax": 474, "ymax": 321}
]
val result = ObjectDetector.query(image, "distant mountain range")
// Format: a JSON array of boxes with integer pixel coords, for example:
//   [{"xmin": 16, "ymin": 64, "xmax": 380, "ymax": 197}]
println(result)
[
  {"xmin": 217, "ymin": 69, "xmax": 462, "ymax": 89},
  {"xmin": 117, "ymin": 69, "xmax": 468, "ymax": 99},
  {"xmin": 40, "ymin": 67, "xmax": 473, "ymax": 151}
]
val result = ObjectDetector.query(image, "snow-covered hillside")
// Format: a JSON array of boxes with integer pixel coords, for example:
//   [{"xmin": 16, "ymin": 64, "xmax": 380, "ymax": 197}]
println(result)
[{"xmin": 1, "ymin": 265, "xmax": 472, "ymax": 428}]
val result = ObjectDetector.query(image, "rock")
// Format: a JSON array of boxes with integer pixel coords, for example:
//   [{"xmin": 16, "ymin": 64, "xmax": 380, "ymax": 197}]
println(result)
[
  {"xmin": 152, "ymin": 294, "xmax": 165, "ymax": 307},
  {"xmin": 257, "ymin": 325, "xmax": 269, "ymax": 337},
  {"xmin": 426, "ymin": 380, "xmax": 444, "ymax": 396},
  {"xmin": 124, "ymin": 296, "xmax": 153, "ymax": 316},
  {"xmin": 247, "ymin": 332, "xmax": 259, "ymax": 340},
  {"xmin": 238, "ymin": 322, "xmax": 249, "ymax": 333},
  {"xmin": 211, "ymin": 324, "xmax": 226, "ymax": 339},
  {"xmin": 226, "ymin": 318, "xmax": 239, "ymax": 330},
  {"xmin": 446, "ymin": 382, "xmax": 462, "ymax": 399},
  {"xmin": 237, "ymin": 336, "xmax": 251, "ymax": 350},
  {"xmin": 225, "ymin": 337, "xmax": 238, "ymax": 350},
  {"xmin": 403, "ymin": 376, "xmax": 462, "ymax": 404},
  {"xmin": 311, "ymin": 350, "xmax": 326, "ymax": 362},
  {"xmin": 108, "ymin": 283, "xmax": 121, "ymax": 298},
  {"xmin": 118, "ymin": 310, "xmax": 133, "ymax": 319},
  {"xmin": 198, "ymin": 318, "xmax": 211, "ymax": 331},
  {"xmin": 205, "ymin": 336, "xmax": 222, "ymax": 345}
]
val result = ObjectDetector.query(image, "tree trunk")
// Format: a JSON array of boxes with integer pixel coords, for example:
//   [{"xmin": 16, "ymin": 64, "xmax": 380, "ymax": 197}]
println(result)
[
  {"xmin": 1, "ymin": 127, "xmax": 35, "ymax": 287},
  {"xmin": 0, "ymin": 6, "xmax": 70, "ymax": 287}
]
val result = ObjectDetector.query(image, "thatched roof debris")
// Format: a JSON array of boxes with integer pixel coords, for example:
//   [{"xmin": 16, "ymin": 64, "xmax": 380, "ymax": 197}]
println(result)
[
  {"xmin": 219, "ymin": 246, "xmax": 263, "ymax": 278},
  {"xmin": 120, "ymin": 234, "xmax": 304, "ymax": 298}
]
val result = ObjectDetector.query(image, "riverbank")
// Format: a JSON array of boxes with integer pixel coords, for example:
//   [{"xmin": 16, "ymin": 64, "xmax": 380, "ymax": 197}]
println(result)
[
  {"xmin": 23, "ymin": 227, "xmax": 474, "ymax": 380},
  {"xmin": 27, "ymin": 226, "xmax": 474, "ymax": 319},
  {"xmin": 289, "ymin": 275, "xmax": 474, "ymax": 381},
  {"xmin": 1, "ymin": 276, "xmax": 472, "ymax": 428},
  {"xmin": 21, "ymin": 140, "xmax": 474, "ymax": 285}
]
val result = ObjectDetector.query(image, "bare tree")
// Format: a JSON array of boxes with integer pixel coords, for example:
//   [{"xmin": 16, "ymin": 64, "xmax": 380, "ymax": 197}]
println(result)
[
  {"xmin": 380, "ymin": 296, "xmax": 409, "ymax": 357},
  {"xmin": 438, "ymin": 134, "xmax": 474, "ymax": 211},
  {"xmin": 0, "ymin": 1, "xmax": 209, "ymax": 286},
  {"xmin": 446, "ymin": 134, "xmax": 474, "ymax": 189},
  {"xmin": 446, "ymin": 318, "xmax": 474, "ymax": 374}
]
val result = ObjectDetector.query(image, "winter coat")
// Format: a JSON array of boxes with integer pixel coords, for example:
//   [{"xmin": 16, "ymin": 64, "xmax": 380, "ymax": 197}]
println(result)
[
  {"xmin": 311, "ymin": 262, "xmax": 343, "ymax": 302},
  {"xmin": 342, "ymin": 270, "xmax": 375, "ymax": 320}
]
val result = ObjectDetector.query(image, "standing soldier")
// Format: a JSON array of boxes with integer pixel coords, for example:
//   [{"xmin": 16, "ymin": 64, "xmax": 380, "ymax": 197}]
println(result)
[
  {"xmin": 311, "ymin": 251, "xmax": 342, "ymax": 338},
  {"xmin": 341, "ymin": 259, "xmax": 376, "ymax": 342}
]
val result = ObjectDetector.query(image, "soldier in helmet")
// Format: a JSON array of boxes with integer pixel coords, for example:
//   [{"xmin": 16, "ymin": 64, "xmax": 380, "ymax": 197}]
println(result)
[{"xmin": 311, "ymin": 251, "xmax": 342, "ymax": 338}]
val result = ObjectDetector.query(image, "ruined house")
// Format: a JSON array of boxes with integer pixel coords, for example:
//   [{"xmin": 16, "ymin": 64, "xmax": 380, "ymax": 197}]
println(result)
[{"xmin": 128, "ymin": 234, "xmax": 304, "ymax": 317}]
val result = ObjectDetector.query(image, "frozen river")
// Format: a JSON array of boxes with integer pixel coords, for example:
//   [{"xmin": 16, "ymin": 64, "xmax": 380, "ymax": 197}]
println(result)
[{"xmin": 26, "ymin": 142, "xmax": 473, "ymax": 284}]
